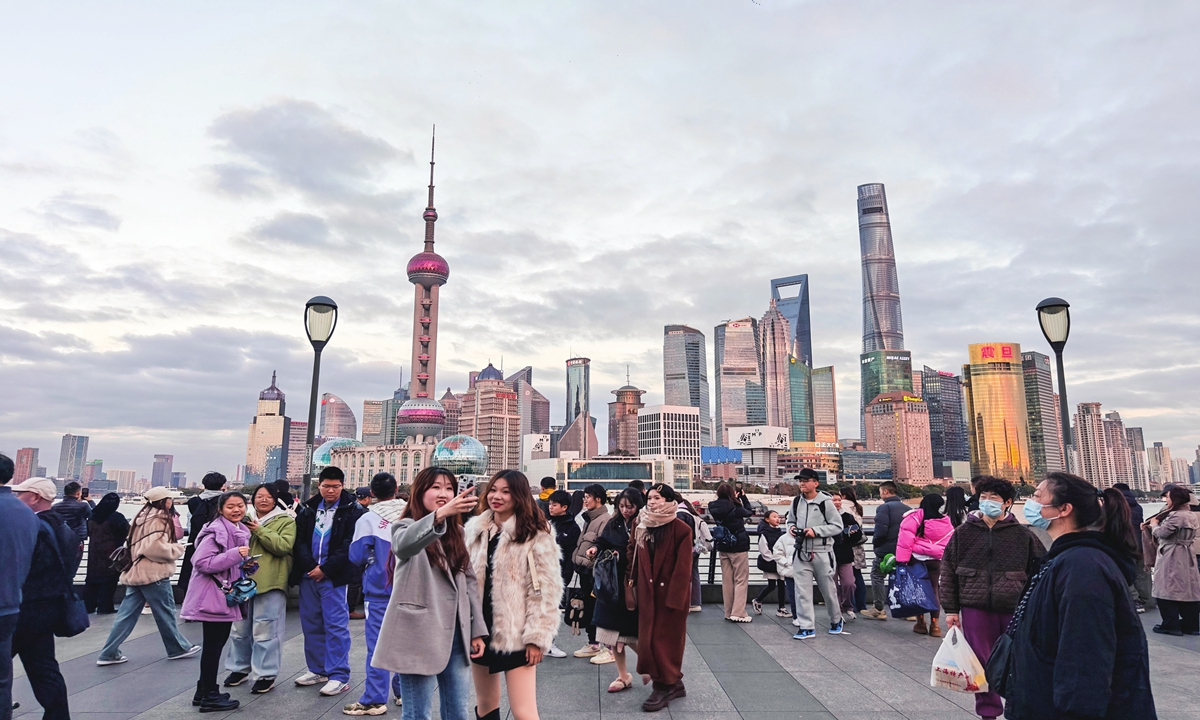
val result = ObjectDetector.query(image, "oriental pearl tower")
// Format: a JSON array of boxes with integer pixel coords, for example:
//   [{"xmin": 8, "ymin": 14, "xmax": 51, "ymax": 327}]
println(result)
[{"xmin": 395, "ymin": 129, "xmax": 449, "ymax": 440}]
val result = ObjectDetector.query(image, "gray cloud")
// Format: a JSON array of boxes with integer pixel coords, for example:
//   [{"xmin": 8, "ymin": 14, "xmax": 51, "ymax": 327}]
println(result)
[
  {"xmin": 37, "ymin": 193, "xmax": 121, "ymax": 231},
  {"xmin": 248, "ymin": 211, "xmax": 332, "ymax": 247}
]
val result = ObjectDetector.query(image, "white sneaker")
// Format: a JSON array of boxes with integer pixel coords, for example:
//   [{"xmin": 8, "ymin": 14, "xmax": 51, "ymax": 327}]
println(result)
[
  {"xmin": 294, "ymin": 671, "xmax": 329, "ymax": 686},
  {"xmin": 320, "ymin": 680, "xmax": 351, "ymax": 696},
  {"xmin": 96, "ymin": 656, "xmax": 128, "ymax": 666},
  {"xmin": 689, "ymin": 605, "xmax": 703, "ymax": 613},
  {"xmin": 590, "ymin": 647, "xmax": 615, "ymax": 665},
  {"xmin": 167, "ymin": 645, "xmax": 201, "ymax": 660},
  {"xmin": 141, "ymin": 605, "xmax": 152, "ymax": 615},
  {"xmin": 573, "ymin": 643, "xmax": 602, "ymax": 658},
  {"xmin": 845, "ymin": 610, "xmax": 856, "ymax": 620},
  {"xmin": 792, "ymin": 618, "xmax": 802, "ymax": 627},
  {"xmin": 546, "ymin": 643, "xmax": 567, "ymax": 658}
]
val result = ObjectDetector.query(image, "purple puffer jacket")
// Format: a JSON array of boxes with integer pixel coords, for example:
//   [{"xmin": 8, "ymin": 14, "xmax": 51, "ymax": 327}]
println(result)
[{"xmin": 181, "ymin": 516, "xmax": 251, "ymax": 622}]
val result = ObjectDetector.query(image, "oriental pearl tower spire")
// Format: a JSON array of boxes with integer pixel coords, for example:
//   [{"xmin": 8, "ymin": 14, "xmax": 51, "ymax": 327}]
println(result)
[{"xmin": 395, "ymin": 128, "xmax": 450, "ymax": 440}]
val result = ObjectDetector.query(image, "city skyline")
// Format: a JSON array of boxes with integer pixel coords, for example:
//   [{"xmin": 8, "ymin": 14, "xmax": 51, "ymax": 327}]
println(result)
[{"xmin": 2, "ymin": 3, "xmax": 1198, "ymax": 478}]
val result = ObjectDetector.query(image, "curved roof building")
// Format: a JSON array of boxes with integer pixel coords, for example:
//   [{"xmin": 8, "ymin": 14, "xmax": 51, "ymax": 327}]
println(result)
[{"xmin": 320, "ymin": 392, "xmax": 357, "ymax": 441}]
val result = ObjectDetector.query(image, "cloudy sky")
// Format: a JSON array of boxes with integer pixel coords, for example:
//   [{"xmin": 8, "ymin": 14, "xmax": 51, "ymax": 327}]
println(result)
[{"xmin": 2, "ymin": 1, "xmax": 1198, "ymax": 481}]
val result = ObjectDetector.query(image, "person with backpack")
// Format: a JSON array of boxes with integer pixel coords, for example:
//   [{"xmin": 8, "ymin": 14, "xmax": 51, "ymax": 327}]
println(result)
[
  {"xmin": 895, "ymin": 493, "xmax": 953, "ymax": 637},
  {"xmin": 708, "ymin": 483, "xmax": 753, "ymax": 622},
  {"xmin": 786, "ymin": 469, "xmax": 844, "ymax": 638},
  {"xmin": 831, "ymin": 493, "xmax": 862, "ymax": 620},
  {"xmin": 179, "ymin": 472, "xmax": 228, "ymax": 598},
  {"xmin": 97, "ymin": 487, "xmax": 199, "ymax": 666},
  {"xmin": 861, "ymin": 481, "xmax": 907, "ymax": 621},
  {"xmin": 676, "ymin": 499, "xmax": 707, "ymax": 612},
  {"xmin": 753, "ymin": 511, "xmax": 786, "ymax": 616}
]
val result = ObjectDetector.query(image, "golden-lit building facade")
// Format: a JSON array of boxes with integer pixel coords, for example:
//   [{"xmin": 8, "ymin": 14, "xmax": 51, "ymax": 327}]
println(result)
[{"xmin": 962, "ymin": 342, "xmax": 1031, "ymax": 483}]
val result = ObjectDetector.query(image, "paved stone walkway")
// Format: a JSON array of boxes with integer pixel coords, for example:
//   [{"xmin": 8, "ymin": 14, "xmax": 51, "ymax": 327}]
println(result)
[{"xmin": 12, "ymin": 603, "xmax": 1199, "ymax": 720}]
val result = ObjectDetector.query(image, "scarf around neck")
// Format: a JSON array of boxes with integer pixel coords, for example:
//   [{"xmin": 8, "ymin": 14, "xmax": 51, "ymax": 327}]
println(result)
[{"xmin": 634, "ymin": 504, "xmax": 676, "ymax": 547}]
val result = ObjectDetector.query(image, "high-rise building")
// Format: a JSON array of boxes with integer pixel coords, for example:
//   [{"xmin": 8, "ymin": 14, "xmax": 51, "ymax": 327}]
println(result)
[
  {"xmin": 320, "ymin": 393, "xmax": 357, "ymax": 440},
  {"xmin": 286, "ymin": 420, "xmax": 307, "ymax": 485},
  {"xmin": 1171, "ymin": 457, "xmax": 1191, "ymax": 486},
  {"xmin": 58, "ymin": 434, "xmax": 89, "ymax": 481},
  {"xmin": 608, "ymin": 383, "xmax": 646, "ymax": 455},
  {"xmin": 1074, "ymin": 403, "xmax": 1112, "ymax": 488},
  {"xmin": 1126, "ymin": 427, "xmax": 1149, "ymax": 491},
  {"xmin": 558, "ymin": 413, "xmax": 599, "ymax": 461},
  {"xmin": 962, "ymin": 342, "xmax": 1031, "ymax": 483},
  {"xmin": 14, "ymin": 448, "xmax": 38, "ymax": 484},
  {"xmin": 247, "ymin": 373, "xmax": 291, "ymax": 485},
  {"xmin": 811, "ymin": 366, "xmax": 838, "ymax": 444},
  {"xmin": 565, "ymin": 358, "xmax": 591, "ymax": 431},
  {"xmin": 1022, "ymin": 352, "xmax": 1065, "ymax": 480},
  {"xmin": 771, "ymin": 274, "xmax": 813, "ymax": 367},
  {"xmin": 921, "ymin": 367, "xmax": 969, "ymax": 478},
  {"xmin": 171, "ymin": 471, "xmax": 187, "ymax": 488},
  {"xmin": 459, "ymin": 363, "xmax": 521, "ymax": 476},
  {"xmin": 361, "ymin": 400, "xmax": 386, "ymax": 445},
  {"xmin": 440, "ymin": 388, "xmax": 461, "ymax": 436},
  {"xmin": 151, "ymin": 454, "xmax": 174, "ymax": 488},
  {"xmin": 865, "ymin": 391, "xmax": 935, "ymax": 485},
  {"xmin": 714, "ymin": 318, "xmax": 765, "ymax": 445},
  {"xmin": 637, "ymin": 405, "xmax": 702, "ymax": 484},
  {"xmin": 395, "ymin": 132, "xmax": 451, "ymax": 441},
  {"xmin": 1102, "ymin": 412, "xmax": 1134, "ymax": 489},
  {"xmin": 1148, "ymin": 442, "xmax": 1173, "ymax": 489},
  {"xmin": 663, "ymin": 325, "xmax": 712, "ymax": 446},
  {"xmin": 506, "ymin": 368, "xmax": 551, "ymax": 439},
  {"xmin": 788, "ymin": 353, "xmax": 814, "ymax": 443},
  {"xmin": 858, "ymin": 183, "xmax": 907, "ymax": 435},
  {"xmin": 107, "ymin": 469, "xmax": 136, "ymax": 492},
  {"xmin": 760, "ymin": 300, "xmax": 792, "ymax": 431},
  {"xmin": 82, "ymin": 459, "xmax": 104, "ymax": 485}
]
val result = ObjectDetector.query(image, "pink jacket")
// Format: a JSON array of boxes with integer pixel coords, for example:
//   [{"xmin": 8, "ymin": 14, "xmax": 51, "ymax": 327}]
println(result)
[
  {"xmin": 180, "ymin": 517, "xmax": 251, "ymax": 622},
  {"xmin": 895, "ymin": 510, "xmax": 954, "ymax": 563}
]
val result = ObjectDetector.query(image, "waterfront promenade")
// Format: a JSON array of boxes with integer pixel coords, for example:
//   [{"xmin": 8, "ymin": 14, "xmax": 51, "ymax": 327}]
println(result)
[{"xmin": 12, "ymin": 604, "xmax": 1198, "ymax": 720}]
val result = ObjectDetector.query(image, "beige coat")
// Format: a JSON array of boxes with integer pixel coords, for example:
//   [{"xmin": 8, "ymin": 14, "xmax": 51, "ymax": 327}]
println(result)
[
  {"xmin": 572, "ymin": 506, "xmax": 611, "ymax": 569},
  {"xmin": 120, "ymin": 509, "xmax": 185, "ymax": 587},
  {"xmin": 464, "ymin": 510, "xmax": 563, "ymax": 653},
  {"xmin": 371, "ymin": 513, "xmax": 488, "ymax": 675},
  {"xmin": 1152, "ymin": 509, "xmax": 1200, "ymax": 602}
]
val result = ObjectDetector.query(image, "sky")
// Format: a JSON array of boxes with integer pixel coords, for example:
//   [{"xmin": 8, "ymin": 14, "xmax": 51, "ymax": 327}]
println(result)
[{"xmin": 2, "ymin": 1, "xmax": 1198, "ymax": 482}]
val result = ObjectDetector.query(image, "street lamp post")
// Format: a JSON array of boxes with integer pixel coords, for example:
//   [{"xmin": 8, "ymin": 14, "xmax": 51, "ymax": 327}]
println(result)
[
  {"xmin": 1036, "ymin": 297, "xmax": 1072, "ymax": 475},
  {"xmin": 302, "ymin": 296, "xmax": 338, "ymax": 501}
]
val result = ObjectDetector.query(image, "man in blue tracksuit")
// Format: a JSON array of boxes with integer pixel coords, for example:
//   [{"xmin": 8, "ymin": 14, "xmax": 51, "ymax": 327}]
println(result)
[
  {"xmin": 343, "ymin": 473, "xmax": 408, "ymax": 716},
  {"xmin": 0, "ymin": 454, "xmax": 40, "ymax": 720},
  {"xmin": 291, "ymin": 467, "xmax": 366, "ymax": 697}
]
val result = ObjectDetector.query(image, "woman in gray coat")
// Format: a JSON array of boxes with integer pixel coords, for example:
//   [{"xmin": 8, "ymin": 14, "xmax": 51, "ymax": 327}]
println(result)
[
  {"xmin": 1150, "ymin": 486, "xmax": 1200, "ymax": 636},
  {"xmin": 371, "ymin": 468, "xmax": 487, "ymax": 720}
]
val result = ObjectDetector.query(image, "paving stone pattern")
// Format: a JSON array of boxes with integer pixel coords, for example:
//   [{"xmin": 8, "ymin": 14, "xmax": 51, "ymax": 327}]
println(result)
[{"xmin": 12, "ymin": 604, "xmax": 1198, "ymax": 720}]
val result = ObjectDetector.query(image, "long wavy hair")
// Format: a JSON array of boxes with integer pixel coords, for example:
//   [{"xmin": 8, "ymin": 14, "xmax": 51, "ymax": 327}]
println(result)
[
  {"xmin": 476, "ymin": 469, "xmax": 549, "ymax": 544},
  {"xmin": 401, "ymin": 467, "xmax": 471, "ymax": 575}
]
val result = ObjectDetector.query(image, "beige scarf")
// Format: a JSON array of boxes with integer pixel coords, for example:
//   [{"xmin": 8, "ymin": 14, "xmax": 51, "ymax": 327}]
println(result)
[{"xmin": 634, "ymin": 503, "xmax": 677, "ymax": 547}]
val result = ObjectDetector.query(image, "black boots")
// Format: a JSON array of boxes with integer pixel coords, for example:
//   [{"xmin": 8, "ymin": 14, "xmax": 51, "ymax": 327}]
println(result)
[
  {"xmin": 475, "ymin": 708, "xmax": 501, "ymax": 720},
  {"xmin": 194, "ymin": 681, "xmax": 239, "ymax": 712},
  {"xmin": 641, "ymin": 681, "xmax": 686, "ymax": 712}
]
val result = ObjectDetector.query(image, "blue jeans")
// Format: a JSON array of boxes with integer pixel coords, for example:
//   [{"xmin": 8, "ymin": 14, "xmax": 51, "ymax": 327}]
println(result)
[
  {"xmin": 853, "ymin": 568, "xmax": 868, "ymax": 612},
  {"xmin": 398, "ymin": 632, "xmax": 469, "ymax": 720},
  {"xmin": 99, "ymin": 579, "xmax": 193, "ymax": 661},
  {"xmin": 227, "ymin": 589, "xmax": 287, "ymax": 680}
]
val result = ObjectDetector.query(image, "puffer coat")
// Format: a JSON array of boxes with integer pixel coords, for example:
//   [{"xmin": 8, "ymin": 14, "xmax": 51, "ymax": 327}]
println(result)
[
  {"xmin": 1152, "ymin": 508, "xmax": 1200, "ymax": 602},
  {"xmin": 939, "ymin": 512, "xmax": 1044, "ymax": 614}
]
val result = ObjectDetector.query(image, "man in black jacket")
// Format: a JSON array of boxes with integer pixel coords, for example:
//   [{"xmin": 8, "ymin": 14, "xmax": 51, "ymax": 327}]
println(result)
[
  {"xmin": 55, "ymin": 481, "xmax": 91, "ymax": 551},
  {"xmin": 13, "ymin": 478, "xmax": 81, "ymax": 720},
  {"xmin": 862, "ymin": 481, "xmax": 908, "ymax": 620},
  {"xmin": 290, "ymin": 467, "xmax": 365, "ymax": 697}
]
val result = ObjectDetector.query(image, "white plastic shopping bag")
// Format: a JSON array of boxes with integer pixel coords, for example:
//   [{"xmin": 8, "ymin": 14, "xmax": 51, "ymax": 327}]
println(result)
[{"xmin": 930, "ymin": 626, "xmax": 989, "ymax": 693}]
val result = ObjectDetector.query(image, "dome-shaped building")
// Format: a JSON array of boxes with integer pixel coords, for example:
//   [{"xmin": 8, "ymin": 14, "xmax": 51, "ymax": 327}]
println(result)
[
  {"xmin": 432, "ymin": 435, "xmax": 489, "ymax": 476},
  {"xmin": 476, "ymin": 362, "xmax": 503, "ymax": 382},
  {"xmin": 312, "ymin": 437, "xmax": 364, "ymax": 470},
  {"xmin": 395, "ymin": 397, "xmax": 447, "ymax": 441}
]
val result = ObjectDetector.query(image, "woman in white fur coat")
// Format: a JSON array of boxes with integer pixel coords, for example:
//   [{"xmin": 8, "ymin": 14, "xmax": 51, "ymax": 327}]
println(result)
[{"xmin": 465, "ymin": 470, "xmax": 563, "ymax": 720}]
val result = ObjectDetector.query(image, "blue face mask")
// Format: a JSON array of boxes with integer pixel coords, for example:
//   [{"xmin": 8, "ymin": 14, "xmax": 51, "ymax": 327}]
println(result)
[
  {"xmin": 1023, "ymin": 498, "xmax": 1057, "ymax": 529},
  {"xmin": 979, "ymin": 499, "xmax": 1004, "ymax": 519}
]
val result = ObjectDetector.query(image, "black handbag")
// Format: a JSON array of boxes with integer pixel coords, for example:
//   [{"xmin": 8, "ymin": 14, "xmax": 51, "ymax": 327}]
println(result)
[
  {"xmin": 39, "ymin": 519, "xmax": 90, "ymax": 638},
  {"xmin": 593, "ymin": 550, "xmax": 623, "ymax": 605},
  {"xmin": 985, "ymin": 558, "xmax": 1053, "ymax": 698}
]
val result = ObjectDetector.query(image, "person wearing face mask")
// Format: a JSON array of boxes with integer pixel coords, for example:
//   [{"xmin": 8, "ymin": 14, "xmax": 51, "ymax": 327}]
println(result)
[
  {"xmin": 999, "ymin": 473, "xmax": 1152, "ymax": 720},
  {"xmin": 939, "ymin": 477, "xmax": 1044, "ymax": 720}
]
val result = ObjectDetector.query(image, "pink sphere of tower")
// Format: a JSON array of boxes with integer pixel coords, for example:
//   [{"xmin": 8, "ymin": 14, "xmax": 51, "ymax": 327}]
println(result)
[{"xmin": 407, "ymin": 251, "xmax": 449, "ymax": 286}]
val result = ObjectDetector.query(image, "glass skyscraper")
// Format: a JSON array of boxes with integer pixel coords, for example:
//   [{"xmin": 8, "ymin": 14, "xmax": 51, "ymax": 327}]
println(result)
[
  {"xmin": 760, "ymin": 301, "xmax": 793, "ymax": 431},
  {"xmin": 771, "ymin": 274, "xmax": 813, "ymax": 367},
  {"xmin": 1021, "ymin": 351, "xmax": 1064, "ymax": 480},
  {"xmin": 788, "ymin": 355, "xmax": 814, "ymax": 443},
  {"xmin": 811, "ymin": 366, "xmax": 838, "ymax": 443},
  {"xmin": 566, "ymin": 357, "xmax": 591, "ymax": 429},
  {"xmin": 320, "ymin": 393, "xmax": 358, "ymax": 440},
  {"xmin": 921, "ymin": 366, "xmax": 969, "ymax": 474},
  {"xmin": 663, "ymin": 325, "xmax": 712, "ymax": 446},
  {"xmin": 860, "ymin": 350, "xmax": 913, "ymax": 430},
  {"xmin": 857, "ymin": 183, "xmax": 908, "ymax": 437},
  {"xmin": 963, "ymin": 342, "xmax": 1031, "ymax": 483},
  {"xmin": 714, "ymin": 318, "xmax": 765, "ymax": 446},
  {"xmin": 58, "ymin": 433, "xmax": 89, "ymax": 481}
]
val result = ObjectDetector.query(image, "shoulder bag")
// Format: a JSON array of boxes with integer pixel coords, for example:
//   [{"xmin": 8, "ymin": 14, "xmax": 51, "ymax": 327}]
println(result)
[
  {"xmin": 39, "ymin": 519, "xmax": 90, "ymax": 638},
  {"xmin": 985, "ymin": 557, "xmax": 1054, "ymax": 698},
  {"xmin": 624, "ymin": 539, "xmax": 639, "ymax": 611}
]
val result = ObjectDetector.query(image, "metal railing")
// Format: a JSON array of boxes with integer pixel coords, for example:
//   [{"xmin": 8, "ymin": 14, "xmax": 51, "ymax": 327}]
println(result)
[{"xmin": 701, "ymin": 526, "xmax": 878, "ymax": 587}]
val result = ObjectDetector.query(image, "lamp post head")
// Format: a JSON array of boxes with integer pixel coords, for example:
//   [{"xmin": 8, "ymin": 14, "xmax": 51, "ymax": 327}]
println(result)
[
  {"xmin": 1036, "ymin": 297, "xmax": 1070, "ymax": 351},
  {"xmin": 305, "ymin": 296, "xmax": 338, "ymax": 350}
]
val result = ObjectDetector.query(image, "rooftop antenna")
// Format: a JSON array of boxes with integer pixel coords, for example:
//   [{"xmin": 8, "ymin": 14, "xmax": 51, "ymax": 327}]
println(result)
[{"xmin": 626, "ymin": 365, "xmax": 630, "ymax": 385}]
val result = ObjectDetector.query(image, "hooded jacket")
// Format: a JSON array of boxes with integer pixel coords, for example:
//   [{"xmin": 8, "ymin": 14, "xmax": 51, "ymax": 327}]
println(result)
[
  {"xmin": 785, "ymin": 491, "xmax": 843, "ymax": 553},
  {"xmin": 939, "ymin": 512, "xmax": 1044, "ymax": 614},
  {"xmin": 895, "ymin": 509, "xmax": 954, "ymax": 563},
  {"xmin": 349, "ymin": 498, "xmax": 408, "ymax": 599},
  {"xmin": 181, "ymin": 516, "xmax": 251, "ymax": 622},
  {"xmin": 572, "ymin": 506, "xmax": 612, "ymax": 569},
  {"xmin": 1004, "ymin": 531, "xmax": 1153, "ymax": 720},
  {"xmin": 292, "ymin": 490, "xmax": 367, "ymax": 587}
]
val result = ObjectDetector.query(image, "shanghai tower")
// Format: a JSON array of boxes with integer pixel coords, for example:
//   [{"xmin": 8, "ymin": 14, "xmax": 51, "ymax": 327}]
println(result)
[{"xmin": 858, "ymin": 183, "xmax": 912, "ymax": 436}]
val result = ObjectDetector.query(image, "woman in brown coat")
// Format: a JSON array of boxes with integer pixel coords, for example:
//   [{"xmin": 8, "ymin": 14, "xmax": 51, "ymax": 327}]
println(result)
[
  {"xmin": 1150, "ymin": 486, "xmax": 1200, "ymax": 636},
  {"xmin": 631, "ymin": 484, "xmax": 693, "ymax": 713}
]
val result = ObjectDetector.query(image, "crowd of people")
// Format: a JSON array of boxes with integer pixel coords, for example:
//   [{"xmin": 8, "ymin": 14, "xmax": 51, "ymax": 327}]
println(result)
[{"xmin": 1, "ymin": 448, "xmax": 1196, "ymax": 720}]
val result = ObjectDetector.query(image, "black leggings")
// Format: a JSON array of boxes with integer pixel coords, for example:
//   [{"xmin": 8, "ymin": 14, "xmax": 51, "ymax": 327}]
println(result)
[
  {"xmin": 754, "ymin": 579, "xmax": 784, "ymax": 608},
  {"xmin": 200, "ymin": 621, "xmax": 233, "ymax": 692}
]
